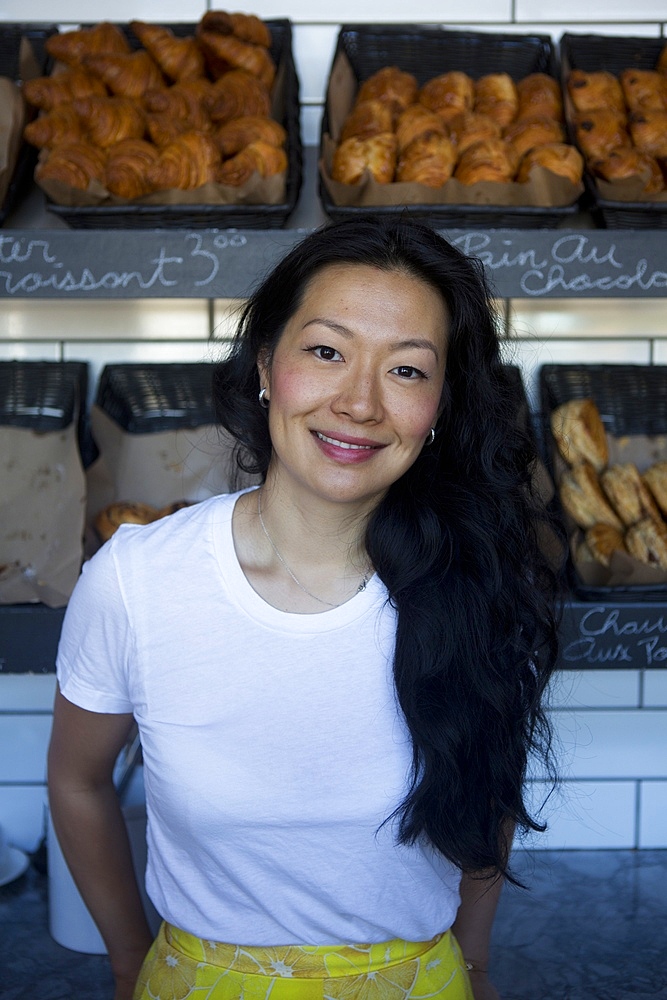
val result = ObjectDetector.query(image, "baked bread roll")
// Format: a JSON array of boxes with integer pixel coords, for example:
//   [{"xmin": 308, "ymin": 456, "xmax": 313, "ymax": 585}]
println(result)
[
  {"xmin": 356, "ymin": 66, "xmax": 418, "ymax": 113},
  {"xmin": 628, "ymin": 110, "xmax": 667, "ymax": 159},
  {"xmin": 94, "ymin": 501, "xmax": 158, "ymax": 542},
  {"xmin": 558, "ymin": 462, "xmax": 623, "ymax": 530},
  {"xmin": 418, "ymin": 71, "xmax": 475, "ymax": 122},
  {"xmin": 642, "ymin": 462, "xmax": 667, "ymax": 515},
  {"xmin": 516, "ymin": 73, "xmax": 563, "ymax": 122},
  {"xmin": 573, "ymin": 109, "xmax": 631, "ymax": 161},
  {"xmin": 395, "ymin": 132, "xmax": 456, "ymax": 186},
  {"xmin": 550, "ymin": 397, "xmax": 608, "ymax": 471},
  {"xmin": 516, "ymin": 142, "xmax": 584, "ymax": 185},
  {"xmin": 454, "ymin": 138, "xmax": 518, "ymax": 184},
  {"xmin": 395, "ymin": 105, "xmax": 449, "ymax": 153},
  {"xmin": 567, "ymin": 69, "xmax": 625, "ymax": 114},
  {"xmin": 589, "ymin": 147, "xmax": 664, "ymax": 194},
  {"xmin": 104, "ymin": 139, "xmax": 160, "ymax": 199},
  {"xmin": 474, "ymin": 73, "xmax": 518, "ymax": 127},
  {"xmin": 625, "ymin": 516, "xmax": 667, "ymax": 570},
  {"xmin": 35, "ymin": 141, "xmax": 107, "ymax": 190},
  {"xmin": 600, "ymin": 463, "xmax": 662, "ymax": 527},
  {"xmin": 340, "ymin": 99, "xmax": 396, "ymax": 141},
  {"xmin": 447, "ymin": 112, "xmax": 501, "ymax": 155},
  {"xmin": 129, "ymin": 21, "xmax": 206, "ymax": 82},
  {"xmin": 583, "ymin": 523, "xmax": 627, "ymax": 566},
  {"xmin": 331, "ymin": 133, "xmax": 397, "ymax": 185},
  {"xmin": 45, "ymin": 22, "xmax": 131, "ymax": 67},
  {"xmin": 503, "ymin": 115, "xmax": 565, "ymax": 160},
  {"xmin": 620, "ymin": 69, "xmax": 667, "ymax": 113}
]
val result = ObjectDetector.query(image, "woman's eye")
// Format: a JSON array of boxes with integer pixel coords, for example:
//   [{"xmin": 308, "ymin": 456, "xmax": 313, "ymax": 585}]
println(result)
[
  {"xmin": 393, "ymin": 365, "xmax": 427, "ymax": 380},
  {"xmin": 311, "ymin": 345, "xmax": 342, "ymax": 361}
]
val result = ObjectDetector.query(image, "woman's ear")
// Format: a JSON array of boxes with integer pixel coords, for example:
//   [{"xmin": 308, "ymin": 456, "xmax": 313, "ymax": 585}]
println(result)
[{"xmin": 257, "ymin": 350, "xmax": 271, "ymax": 393}]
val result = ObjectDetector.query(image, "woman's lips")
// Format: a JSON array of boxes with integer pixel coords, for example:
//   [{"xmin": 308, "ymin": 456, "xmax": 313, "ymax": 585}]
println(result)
[{"xmin": 312, "ymin": 430, "xmax": 385, "ymax": 461}]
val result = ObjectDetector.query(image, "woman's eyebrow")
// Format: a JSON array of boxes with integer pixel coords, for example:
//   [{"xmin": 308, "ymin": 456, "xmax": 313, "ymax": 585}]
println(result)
[{"xmin": 303, "ymin": 319, "xmax": 440, "ymax": 360}]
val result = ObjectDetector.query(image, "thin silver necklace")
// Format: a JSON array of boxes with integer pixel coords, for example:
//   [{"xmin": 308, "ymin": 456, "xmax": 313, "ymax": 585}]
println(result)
[{"xmin": 256, "ymin": 489, "xmax": 368, "ymax": 609}]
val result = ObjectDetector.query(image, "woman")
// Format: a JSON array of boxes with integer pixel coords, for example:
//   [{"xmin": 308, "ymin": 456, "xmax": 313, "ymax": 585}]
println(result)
[{"xmin": 48, "ymin": 217, "xmax": 562, "ymax": 1000}]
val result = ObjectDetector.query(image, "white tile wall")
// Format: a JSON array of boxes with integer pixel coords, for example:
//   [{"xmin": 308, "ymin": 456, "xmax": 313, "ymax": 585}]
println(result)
[{"xmin": 1, "ymin": 0, "xmax": 667, "ymax": 854}]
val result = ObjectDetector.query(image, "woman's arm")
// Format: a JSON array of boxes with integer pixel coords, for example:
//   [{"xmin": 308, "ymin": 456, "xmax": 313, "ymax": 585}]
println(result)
[
  {"xmin": 48, "ymin": 685, "xmax": 154, "ymax": 999},
  {"xmin": 451, "ymin": 868, "xmax": 504, "ymax": 1000}
]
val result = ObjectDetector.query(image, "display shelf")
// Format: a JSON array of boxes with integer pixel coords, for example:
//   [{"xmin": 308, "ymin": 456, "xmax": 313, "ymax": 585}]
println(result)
[{"xmin": 2, "ymin": 148, "xmax": 666, "ymax": 300}]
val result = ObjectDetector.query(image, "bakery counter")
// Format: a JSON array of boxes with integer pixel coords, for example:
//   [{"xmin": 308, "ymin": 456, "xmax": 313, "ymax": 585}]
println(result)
[{"xmin": 2, "ymin": 147, "xmax": 667, "ymax": 301}]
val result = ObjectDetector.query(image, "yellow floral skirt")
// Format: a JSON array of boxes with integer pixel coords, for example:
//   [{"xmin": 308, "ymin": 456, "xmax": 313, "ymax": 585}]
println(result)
[{"xmin": 133, "ymin": 922, "xmax": 474, "ymax": 1000}]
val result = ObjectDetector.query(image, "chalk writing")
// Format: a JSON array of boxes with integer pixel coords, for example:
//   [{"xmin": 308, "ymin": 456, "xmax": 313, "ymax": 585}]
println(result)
[{"xmin": 561, "ymin": 605, "xmax": 667, "ymax": 667}]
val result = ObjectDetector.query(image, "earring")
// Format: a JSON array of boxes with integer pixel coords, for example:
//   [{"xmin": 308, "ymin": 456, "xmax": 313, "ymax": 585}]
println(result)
[
  {"xmin": 258, "ymin": 387, "xmax": 269, "ymax": 408},
  {"xmin": 426, "ymin": 428, "xmax": 436, "ymax": 446}
]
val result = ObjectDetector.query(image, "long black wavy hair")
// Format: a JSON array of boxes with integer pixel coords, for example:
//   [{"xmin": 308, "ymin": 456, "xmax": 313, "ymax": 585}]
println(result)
[{"xmin": 213, "ymin": 216, "xmax": 564, "ymax": 885}]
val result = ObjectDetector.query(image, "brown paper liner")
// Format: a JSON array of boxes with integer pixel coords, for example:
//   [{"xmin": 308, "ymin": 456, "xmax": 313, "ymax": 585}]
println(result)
[
  {"xmin": 321, "ymin": 53, "xmax": 584, "ymax": 210},
  {"xmin": 0, "ymin": 77, "xmax": 27, "ymax": 206}
]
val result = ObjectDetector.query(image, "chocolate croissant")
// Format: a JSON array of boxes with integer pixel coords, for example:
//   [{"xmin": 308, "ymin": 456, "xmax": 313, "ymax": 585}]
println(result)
[
  {"xmin": 213, "ymin": 115, "xmax": 286, "ymax": 157},
  {"xmin": 72, "ymin": 96, "xmax": 146, "ymax": 147},
  {"xmin": 419, "ymin": 71, "xmax": 475, "ymax": 122},
  {"xmin": 45, "ymin": 22, "xmax": 131, "ymax": 66},
  {"xmin": 36, "ymin": 141, "xmax": 107, "ymax": 189},
  {"xmin": 23, "ymin": 106, "xmax": 83, "ymax": 149},
  {"xmin": 474, "ymin": 73, "xmax": 519, "ymax": 128},
  {"xmin": 129, "ymin": 21, "xmax": 206, "ymax": 82},
  {"xmin": 516, "ymin": 142, "xmax": 584, "ymax": 185},
  {"xmin": 573, "ymin": 109, "xmax": 631, "ymax": 160},
  {"xmin": 356, "ymin": 66, "xmax": 418, "ymax": 113},
  {"xmin": 629, "ymin": 110, "xmax": 667, "ymax": 159},
  {"xmin": 395, "ymin": 132, "xmax": 456, "ymax": 186},
  {"xmin": 516, "ymin": 73, "xmax": 563, "ymax": 122},
  {"xmin": 503, "ymin": 115, "xmax": 565, "ymax": 160},
  {"xmin": 340, "ymin": 99, "xmax": 396, "ymax": 142},
  {"xmin": 197, "ymin": 10, "xmax": 272, "ymax": 49},
  {"xmin": 217, "ymin": 139, "xmax": 287, "ymax": 185},
  {"xmin": 23, "ymin": 67, "xmax": 107, "ymax": 111},
  {"xmin": 589, "ymin": 147, "xmax": 664, "ymax": 194},
  {"xmin": 567, "ymin": 69, "xmax": 625, "ymax": 114},
  {"xmin": 104, "ymin": 138, "xmax": 160, "ymax": 198},
  {"xmin": 454, "ymin": 138, "xmax": 518, "ymax": 184},
  {"xmin": 447, "ymin": 112, "xmax": 501, "ymax": 155},
  {"xmin": 146, "ymin": 131, "xmax": 220, "ymax": 190},
  {"xmin": 331, "ymin": 133, "xmax": 397, "ymax": 185},
  {"xmin": 197, "ymin": 30, "xmax": 275, "ymax": 88},
  {"xmin": 395, "ymin": 105, "xmax": 449, "ymax": 153},
  {"xmin": 207, "ymin": 69, "xmax": 271, "ymax": 124},
  {"xmin": 82, "ymin": 51, "xmax": 165, "ymax": 101},
  {"xmin": 620, "ymin": 69, "xmax": 667, "ymax": 113}
]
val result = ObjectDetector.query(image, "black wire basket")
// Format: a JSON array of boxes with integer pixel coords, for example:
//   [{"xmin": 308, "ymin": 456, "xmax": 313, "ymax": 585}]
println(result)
[{"xmin": 95, "ymin": 362, "xmax": 219, "ymax": 433}]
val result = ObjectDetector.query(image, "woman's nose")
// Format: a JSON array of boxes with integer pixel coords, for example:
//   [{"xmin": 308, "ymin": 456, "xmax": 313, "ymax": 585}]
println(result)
[{"xmin": 331, "ymin": 370, "xmax": 383, "ymax": 422}]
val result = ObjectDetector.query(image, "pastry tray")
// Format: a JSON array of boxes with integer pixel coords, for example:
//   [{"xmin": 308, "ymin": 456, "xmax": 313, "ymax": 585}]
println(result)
[
  {"xmin": 560, "ymin": 32, "xmax": 667, "ymax": 230},
  {"xmin": 44, "ymin": 19, "xmax": 302, "ymax": 230},
  {"xmin": 0, "ymin": 22, "xmax": 57, "ymax": 226},
  {"xmin": 540, "ymin": 362, "xmax": 667, "ymax": 601},
  {"xmin": 95, "ymin": 362, "xmax": 219, "ymax": 433},
  {"xmin": 319, "ymin": 23, "xmax": 583, "ymax": 230}
]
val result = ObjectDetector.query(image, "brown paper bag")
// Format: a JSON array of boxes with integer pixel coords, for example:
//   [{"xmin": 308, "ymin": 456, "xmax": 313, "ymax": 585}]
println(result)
[{"xmin": 0, "ymin": 424, "xmax": 86, "ymax": 607}]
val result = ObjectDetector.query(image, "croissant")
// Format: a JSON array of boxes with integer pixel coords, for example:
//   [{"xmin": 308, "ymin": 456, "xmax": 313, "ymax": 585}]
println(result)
[
  {"xmin": 212, "ymin": 115, "xmax": 286, "ymax": 156},
  {"xmin": 447, "ymin": 112, "xmax": 501, "ymax": 155},
  {"xmin": 454, "ymin": 138, "xmax": 518, "ymax": 184},
  {"xmin": 82, "ymin": 51, "xmax": 165, "ymax": 100},
  {"xmin": 146, "ymin": 131, "xmax": 220, "ymax": 190},
  {"xmin": 143, "ymin": 81, "xmax": 212, "ymax": 131},
  {"xmin": 197, "ymin": 11, "xmax": 272, "ymax": 49},
  {"xmin": 145, "ymin": 114, "xmax": 192, "ymax": 147},
  {"xmin": 516, "ymin": 73, "xmax": 563, "ymax": 122},
  {"xmin": 340, "ymin": 99, "xmax": 395, "ymax": 141},
  {"xmin": 589, "ymin": 147, "xmax": 664, "ymax": 194},
  {"xmin": 503, "ymin": 115, "xmax": 565, "ymax": 160},
  {"xmin": 72, "ymin": 96, "xmax": 146, "ymax": 147},
  {"xmin": 620, "ymin": 69, "xmax": 667, "ymax": 113},
  {"xmin": 356, "ymin": 66, "xmax": 418, "ymax": 113},
  {"xmin": 567, "ymin": 70, "xmax": 625, "ymax": 114},
  {"xmin": 474, "ymin": 73, "xmax": 518, "ymax": 127},
  {"xmin": 23, "ymin": 68, "xmax": 107, "ymax": 111},
  {"xmin": 629, "ymin": 110, "xmax": 667, "ymax": 158},
  {"xmin": 129, "ymin": 21, "xmax": 206, "ymax": 82},
  {"xmin": 104, "ymin": 138, "xmax": 160, "ymax": 198},
  {"xmin": 35, "ymin": 141, "xmax": 107, "ymax": 189},
  {"xmin": 418, "ymin": 71, "xmax": 475, "ymax": 122},
  {"xmin": 197, "ymin": 30, "xmax": 275, "ymax": 88},
  {"xmin": 516, "ymin": 142, "xmax": 584, "ymax": 185},
  {"xmin": 331, "ymin": 133, "xmax": 397, "ymax": 185},
  {"xmin": 217, "ymin": 139, "xmax": 287, "ymax": 185},
  {"xmin": 395, "ymin": 105, "xmax": 449, "ymax": 153},
  {"xmin": 395, "ymin": 132, "xmax": 456, "ymax": 186},
  {"xmin": 23, "ymin": 106, "xmax": 83, "ymax": 149},
  {"xmin": 207, "ymin": 69, "xmax": 271, "ymax": 124},
  {"xmin": 45, "ymin": 22, "xmax": 131, "ymax": 66}
]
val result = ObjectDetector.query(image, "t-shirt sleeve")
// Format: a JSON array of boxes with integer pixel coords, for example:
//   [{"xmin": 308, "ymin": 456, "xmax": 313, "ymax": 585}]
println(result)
[{"xmin": 56, "ymin": 535, "xmax": 135, "ymax": 714}]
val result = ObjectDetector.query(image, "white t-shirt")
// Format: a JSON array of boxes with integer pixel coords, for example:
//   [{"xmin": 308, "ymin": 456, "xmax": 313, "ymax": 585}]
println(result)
[{"xmin": 56, "ymin": 489, "xmax": 461, "ymax": 946}]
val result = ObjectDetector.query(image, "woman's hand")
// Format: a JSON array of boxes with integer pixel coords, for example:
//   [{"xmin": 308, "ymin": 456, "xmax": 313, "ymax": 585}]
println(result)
[
  {"xmin": 113, "ymin": 973, "xmax": 139, "ymax": 1000},
  {"xmin": 468, "ymin": 969, "xmax": 501, "ymax": 1000}
]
